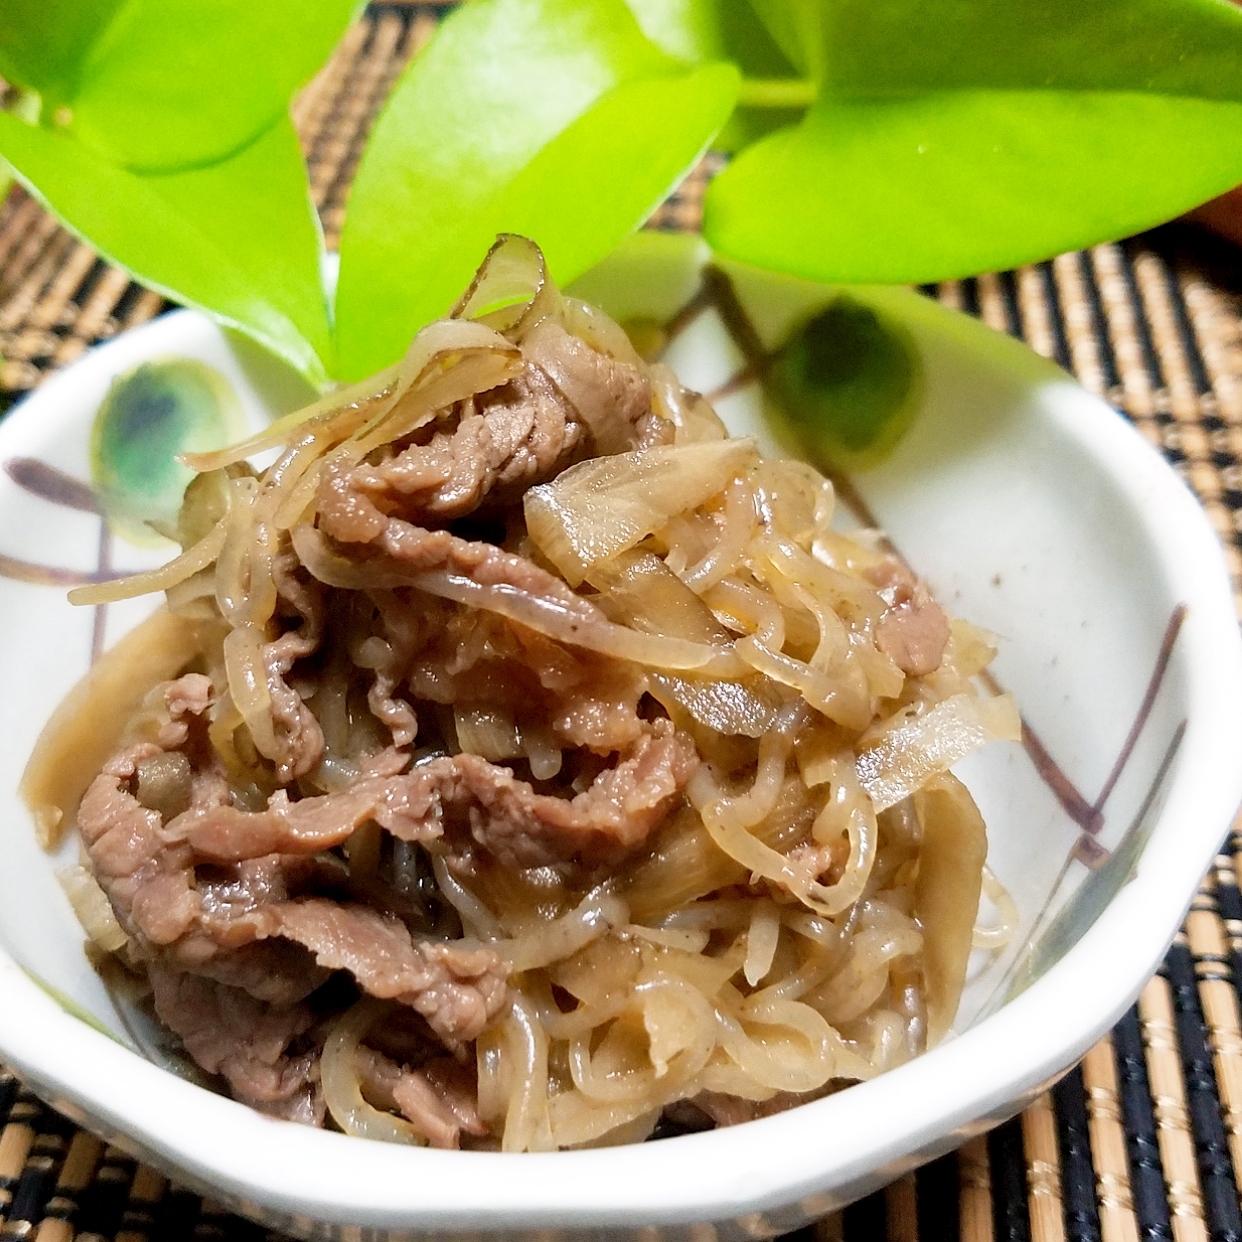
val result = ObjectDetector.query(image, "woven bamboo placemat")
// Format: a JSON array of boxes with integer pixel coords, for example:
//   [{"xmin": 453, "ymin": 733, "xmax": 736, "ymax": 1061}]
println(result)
[{"xmin": 2, "ymin": 5, "xmax": 1242, "ymax": 1240}]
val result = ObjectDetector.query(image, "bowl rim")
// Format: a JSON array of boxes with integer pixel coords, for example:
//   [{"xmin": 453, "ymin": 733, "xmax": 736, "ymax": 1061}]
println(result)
[{"xmin": 0, "ymin": 301, "xmax": 1240, "ymax": 1232}]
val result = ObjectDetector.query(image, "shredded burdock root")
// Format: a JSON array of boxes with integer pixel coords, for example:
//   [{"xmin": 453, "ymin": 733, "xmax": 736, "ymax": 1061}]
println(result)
[{"xmin": 24, "ymin": 236, "xmax": 1020, "ymax": 1150}]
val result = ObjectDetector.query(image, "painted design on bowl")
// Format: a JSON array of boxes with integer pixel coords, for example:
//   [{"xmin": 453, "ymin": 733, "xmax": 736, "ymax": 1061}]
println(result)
[
  {"xmin": 90, "ymin": 359, "xmax": 242, "ymax": 545},
  {"xmin": 1, "ymin": 358, "xmax": 241, "ymax": 661}
]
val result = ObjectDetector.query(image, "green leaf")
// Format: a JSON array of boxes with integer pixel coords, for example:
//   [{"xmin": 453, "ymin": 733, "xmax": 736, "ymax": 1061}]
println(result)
[
  {"xmin": 334, "ymin": 0, "xmax": 738, "ymax": 382},
  {"xmin": 819, "ymin": 0, "xmax": 1242, "ymax": 101},
  {"xmin": 70, "ymin": 0, "xmax": 362, "ymax": 170},
  {"xmin": 0, "ymin": 0, "xmax": 121, "ymax": 104},
  {"xmin": 746, "ymin": 0, "xmax": 824, "ymax": 81},
  {"xmin": 621, "ymin": 0, "xmax": 798, "ymax": 150},
  {"xmin": 0, "ymin": 0, "xmax": 361, "ymax": 171},
  {"xmin": 705, "ymin": 91, "xmax": 1242, "ymax": 284},
  {"xmin": 623, "ymin": 0, "xmax": 792, "ymax": 73},
  {"xmin": 706, "ymin": 0, "xmax": 1242, "ymax": 284},
  {"xmin": 0, "ymin": 113, "xmax": 331, "ymax": 385}
]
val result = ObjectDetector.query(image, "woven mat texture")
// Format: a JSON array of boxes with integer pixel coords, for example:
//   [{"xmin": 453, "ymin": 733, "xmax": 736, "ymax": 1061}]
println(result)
[{"xmin": 2, "ymin": 5, "xmax": 1242, "ymax": 1240}]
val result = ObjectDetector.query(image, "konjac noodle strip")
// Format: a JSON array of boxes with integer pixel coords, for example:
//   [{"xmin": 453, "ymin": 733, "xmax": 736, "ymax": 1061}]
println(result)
[{"xmin": 26, "ymin": 235, "xmax": 1016, "ymax": 1151}]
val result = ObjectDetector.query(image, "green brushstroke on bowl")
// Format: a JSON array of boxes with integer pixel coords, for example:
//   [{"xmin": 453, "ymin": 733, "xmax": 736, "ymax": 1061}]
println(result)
[
  {"xmin": 89, "ymin": 358, "xmax": 242, "ymax": 545},
  {"xmin": 767, "ymin": 295, "xmax": 924, "ymax": 471}
]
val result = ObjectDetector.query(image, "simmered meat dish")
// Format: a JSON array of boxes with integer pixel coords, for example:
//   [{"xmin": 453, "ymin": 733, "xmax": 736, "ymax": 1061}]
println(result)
[{"xmin": 25, "ymin": 237, "xmax": 1018, "ymax": 1150}]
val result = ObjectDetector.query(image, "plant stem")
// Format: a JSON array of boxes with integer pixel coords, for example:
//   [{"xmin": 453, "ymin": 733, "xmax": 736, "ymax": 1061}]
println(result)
[{"xmin": 736, "ymin": 78, "xmax": 816, "ymax": 109}]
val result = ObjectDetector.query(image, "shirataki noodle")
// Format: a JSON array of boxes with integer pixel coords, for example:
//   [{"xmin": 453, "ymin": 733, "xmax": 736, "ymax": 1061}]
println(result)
[{"xmin": 23, "ymin": 236, "xmax": 1019, "ymax": 1151}]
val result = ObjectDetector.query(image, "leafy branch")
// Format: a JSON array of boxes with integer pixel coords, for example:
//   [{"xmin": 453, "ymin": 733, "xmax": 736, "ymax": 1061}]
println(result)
[{"xmin": 2, "ymin": 0, "xmax": 1241, "ymax": 389}]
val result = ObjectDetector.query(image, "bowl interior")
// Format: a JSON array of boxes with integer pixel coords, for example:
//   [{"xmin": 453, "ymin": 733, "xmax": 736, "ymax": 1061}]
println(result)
[{"xmin": 0, "ymin": 232, "xmax": 1235, "ymax": 1232}]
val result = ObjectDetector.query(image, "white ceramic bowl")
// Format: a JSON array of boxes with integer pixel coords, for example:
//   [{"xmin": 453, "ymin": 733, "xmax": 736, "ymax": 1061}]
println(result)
[{"xmin": 0, "ymin": 234, "xmax": 1239, "ymax": 1240}]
